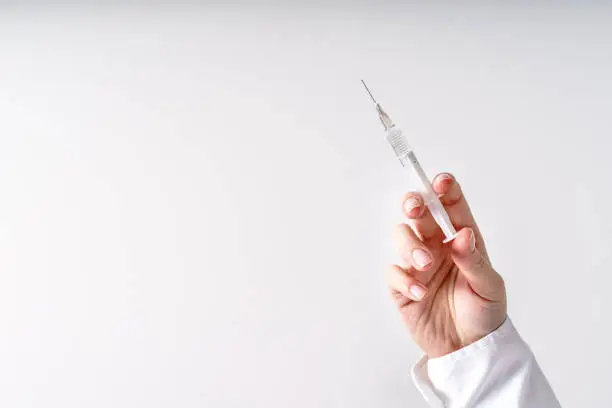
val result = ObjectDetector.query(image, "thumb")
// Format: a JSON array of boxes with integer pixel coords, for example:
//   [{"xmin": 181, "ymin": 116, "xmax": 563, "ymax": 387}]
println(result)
[{"xmin": 451, "ymin": 228, "xmax": 505, "ymax": 302}]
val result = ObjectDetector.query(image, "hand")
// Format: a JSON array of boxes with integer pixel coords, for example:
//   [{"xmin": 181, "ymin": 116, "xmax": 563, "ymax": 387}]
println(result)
[{"xmin": 387, "ymin": 173, "xmax": 507, "ymax": 358}]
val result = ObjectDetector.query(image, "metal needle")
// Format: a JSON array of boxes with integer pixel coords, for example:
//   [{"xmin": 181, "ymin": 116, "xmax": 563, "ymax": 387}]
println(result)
[{"xmin": 361, "ymin": 80, "xmax": 377, "ymax": 104}]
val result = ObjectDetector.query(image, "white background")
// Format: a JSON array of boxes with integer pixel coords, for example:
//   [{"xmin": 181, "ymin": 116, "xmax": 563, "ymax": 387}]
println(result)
[{"xmin": 0, "ymin": 4, "xmax": 610, "ymax": 407}]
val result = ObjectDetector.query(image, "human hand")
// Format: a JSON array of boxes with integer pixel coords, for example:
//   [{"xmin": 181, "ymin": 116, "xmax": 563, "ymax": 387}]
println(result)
[{"xmin": 387, "ymin": 173, "xmax": 507, "ymax": 358}]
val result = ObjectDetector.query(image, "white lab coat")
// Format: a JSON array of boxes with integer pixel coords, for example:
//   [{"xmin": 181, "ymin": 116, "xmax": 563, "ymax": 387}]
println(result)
[{"xmin": 412, "ymin": 318, "xmax": 561, "ymax": 407}]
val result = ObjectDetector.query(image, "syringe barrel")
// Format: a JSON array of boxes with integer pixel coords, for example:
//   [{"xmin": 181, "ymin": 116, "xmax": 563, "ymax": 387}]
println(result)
[{"xmin": 386, "ymin": 127, "xmax": 458, "ymax": 243}]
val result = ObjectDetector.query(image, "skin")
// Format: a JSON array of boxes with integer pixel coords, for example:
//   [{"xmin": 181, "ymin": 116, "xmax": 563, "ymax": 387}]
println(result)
[{"xmin": 387, "ymin": 173, "xmax": 507, "ymax": 358}]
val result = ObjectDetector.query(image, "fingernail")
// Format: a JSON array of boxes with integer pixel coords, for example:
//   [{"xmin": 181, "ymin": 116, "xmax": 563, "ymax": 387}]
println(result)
[
  {"xmin": 404, "ymin": 197, "xmax": 421, "ymax": 215},
  {"xmin": 468, "ymin": 228, "xmax": 476, "ymax": 253},
  {"xmin": 437, "ymin": 173, "xmax": 454, "ymax": 184},
  {"xmin": 409, "ymin": 283, "xmax": 427, "ymax": 300},
  {"xmin": 412, "ymin": 248, "xmax": 433, "ymax": 268}
]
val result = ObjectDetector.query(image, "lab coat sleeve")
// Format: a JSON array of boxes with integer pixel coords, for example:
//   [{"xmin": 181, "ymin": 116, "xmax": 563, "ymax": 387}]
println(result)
[{"xmin": 411, "ymin": 317, "xmax": 561, "ymax": 408}]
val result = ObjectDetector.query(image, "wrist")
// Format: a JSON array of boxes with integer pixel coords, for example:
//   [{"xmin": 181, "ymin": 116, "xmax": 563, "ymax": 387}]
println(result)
[{"xmin": 420, "ymin": 315, "xmax": 508, "ymax": 359}]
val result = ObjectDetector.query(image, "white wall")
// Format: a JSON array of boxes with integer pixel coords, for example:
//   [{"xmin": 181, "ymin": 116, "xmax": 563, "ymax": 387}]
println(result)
[{"xmin": 0, "ymin": 4, "xmax": 610, "ymax": 407}]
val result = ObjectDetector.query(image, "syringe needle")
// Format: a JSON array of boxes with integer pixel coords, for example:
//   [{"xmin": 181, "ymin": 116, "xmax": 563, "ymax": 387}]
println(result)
[
  {"xmin": 361, "ymin": 80, "xmax": 394, "ymax": 131},
  {"xmin": 361, "ymin": 80, "xmax": 377, "ymax": 104}
]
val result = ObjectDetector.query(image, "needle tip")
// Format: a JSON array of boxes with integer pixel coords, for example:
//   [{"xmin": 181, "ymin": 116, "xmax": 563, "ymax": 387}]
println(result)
[{"xmin": 361, "ymin": 79, "xmax": 377, "ymax": 104}]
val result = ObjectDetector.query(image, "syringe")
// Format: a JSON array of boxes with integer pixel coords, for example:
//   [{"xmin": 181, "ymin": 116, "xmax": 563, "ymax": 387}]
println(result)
[{"xmin": 361, "ymin": 80, "xmax": 457, "ymax": 243}]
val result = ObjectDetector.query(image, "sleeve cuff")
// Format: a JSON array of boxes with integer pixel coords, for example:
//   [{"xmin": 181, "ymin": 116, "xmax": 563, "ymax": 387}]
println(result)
[{"xmin": 411, "ymin": 317, "xmax": 530, "ymax": 407}]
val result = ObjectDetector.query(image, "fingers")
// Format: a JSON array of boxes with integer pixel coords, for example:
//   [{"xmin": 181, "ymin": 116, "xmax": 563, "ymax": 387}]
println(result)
[
  {"xmin": 402, "ymin": 173, "xmax": 484, "ymax": 248},
  {"xmin": 393, "ymin": 223, "xmax": 436, "ymax": 272},
  {"xmin": 451, "ymin": 227, "xmax": 505, "ymax": 302},
  {"xmin": 387, "ymin": 264, "xmax": 428, "ymax": 302},
  {"xmin": 401, "ymin": 192, "xmax": 438, "ymax": 240},
  {"xmin": 402, "ymin": 192, "xmax": 424, "ymax": 218},
  {"xmin": 432, "ymin": 173, "xmax": 477, "ymax": 231}
]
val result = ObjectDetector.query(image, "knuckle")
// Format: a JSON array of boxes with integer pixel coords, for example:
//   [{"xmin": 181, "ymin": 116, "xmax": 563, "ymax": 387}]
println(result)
[
  {"xmin": 393, "ymin": 223, "xmax": 409, "ymax": 241},
  {"xmin": 386, "ymin": 264, "xmax": 401, "ymax": 282}
]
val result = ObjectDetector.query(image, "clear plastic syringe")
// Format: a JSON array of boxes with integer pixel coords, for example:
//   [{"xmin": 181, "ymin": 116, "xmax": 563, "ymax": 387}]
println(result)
[{"xmin": 362, "ymin": 80, "xmax": 457, "ymax": 243}]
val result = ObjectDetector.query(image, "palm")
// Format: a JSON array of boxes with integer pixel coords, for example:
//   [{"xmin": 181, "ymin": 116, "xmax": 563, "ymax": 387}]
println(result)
[
  {"xmin": 388, "ymin": 174, "xmax": 506, "ymax": 358},
  {"xmin": 396, "ymin": 245, "xmax": 502, "ymax": 357}
]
